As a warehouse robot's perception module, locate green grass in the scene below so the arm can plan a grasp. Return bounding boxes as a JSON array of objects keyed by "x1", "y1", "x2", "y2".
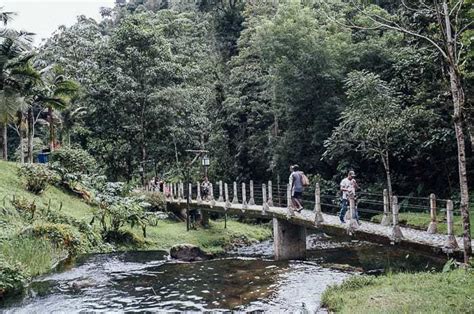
[
  {"x1": 0, "y1": 161, "x2": 95, "y2": 222},
  {"x1": 321, "y1": 269, "x2": 474, "y2": 313},
  {"x1": 0, "y1": 237, "x2": 65, "y2": 276},
  {"x1": 371, "y1": 211, "x2": 473, "y2": 237},
  {"x1": 142, "y1": 219, "x2": 272, "y2": 254}
]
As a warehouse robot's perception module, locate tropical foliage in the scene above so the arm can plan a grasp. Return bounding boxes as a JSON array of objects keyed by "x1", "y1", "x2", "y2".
[{"x1": 0, "y1": 0, "x2": 472, "y2": 257}]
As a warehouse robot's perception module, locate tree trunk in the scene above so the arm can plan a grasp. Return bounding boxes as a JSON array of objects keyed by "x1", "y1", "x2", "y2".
[
  {"x1": 449, "y1": 68, "x2": 471, "y2": 261},
  {"x1": 49, "y1": 106, "x2": 55, "y2": 151},
  {"x1": 443, "y1": 0, "x2": 471, "y2": 262},
  {"x1": 27, "y1": 107, "x2": 33, "y2": 163},
  {"x1": 17, "y1": 111, "x2": 24, "y2": 164},
  {"x1": 1, "y1": 122, "x2": 7, "y2": 161}
]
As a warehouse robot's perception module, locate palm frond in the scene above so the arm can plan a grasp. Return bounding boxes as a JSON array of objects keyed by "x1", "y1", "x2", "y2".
[
  {"x1": 39, "y1": 96, "x2": 68, "y2": 110},
  {"x1": 53, "y1": 80, "x2": 79, "y2": 97},
  {"x1": 0, "y1": 8, "x2": 17, "y2": 26}
]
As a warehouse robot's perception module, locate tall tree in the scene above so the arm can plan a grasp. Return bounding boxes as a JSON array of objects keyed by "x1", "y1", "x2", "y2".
[
  {"x1": 340, "y1": 0, "x2": 472, "y2": 265},
  {"x1": 324, "y1": 71, "x2": 435, "y2": 205}
]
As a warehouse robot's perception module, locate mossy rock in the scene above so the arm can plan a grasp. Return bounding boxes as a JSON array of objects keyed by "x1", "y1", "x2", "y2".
[{"x1": 103, "y1": 230, "x2": 145, "y2": 247}]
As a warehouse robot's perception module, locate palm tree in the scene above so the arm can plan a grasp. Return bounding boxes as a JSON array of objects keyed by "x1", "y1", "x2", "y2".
[
  {"x1": 35, "y1": 66, "x2": 79, "y2": 151},
  {"x1": 0, "y1": 7, "x2": 37, "y2": 161},
  {"x1": 0, "y1": 88, "x2": 23, "y2": 160}
]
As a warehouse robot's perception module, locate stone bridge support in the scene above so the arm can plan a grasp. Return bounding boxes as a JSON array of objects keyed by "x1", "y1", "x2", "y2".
[{"x1": 273, "y1": 218, "x2": 306, "y2": 260}]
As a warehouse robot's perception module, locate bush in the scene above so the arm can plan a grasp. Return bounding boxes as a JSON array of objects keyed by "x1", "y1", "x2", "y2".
[
  {"x1": 0, "y1": 258, "x2": 28, "y2": 300},
  {"x1": 18, "y1": 164, "x2": 58, "y2": 194},
  {"x1": 50, "y1": 147, "x2": 98, "y2": 175},
  {"x1": 135, "y1": 191, "x2": 166, "y2": 211},
  {"x1": 11, "y1": 196, "x2": 37, "y2": 220},
  {"x1": 26, "y1": 223, "x2": 82, "y2": 254}
]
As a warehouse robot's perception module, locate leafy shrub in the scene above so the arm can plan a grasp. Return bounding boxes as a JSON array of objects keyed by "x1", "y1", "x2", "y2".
[
  {"x1": 18, "y1": 164, "x2": 58, "y2": 194},
  {"x1": 93, "y1": 200, "x2": 149, "y2": 238},
  {"x1": 27, "y1": 223, "x2": 82, "y2": 254},
  {"x1": 139, "y1": 191, "x2": 166, "y2": 211},
  {"x1": 50, "y1": 147, "x2": 98, "y2": 175},
  {"x1": 0, "y1": 258, "x2": 27, "y2": 300},
  {"x1": 11, "y1": 196, "x2": 37, "y2": 220}
]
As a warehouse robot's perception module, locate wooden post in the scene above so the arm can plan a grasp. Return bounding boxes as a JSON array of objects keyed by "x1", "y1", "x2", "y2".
[
  {"x1": 232, "y1": 181, "x2": 239, "y2": 204},
  {"x1": 224, "y1": 183, "x2": 231, "y2": 209},
  {"x1": 170, "y1": 183, "x2": 175, "y2": 200},
  {"x1": 427, "y1": 193, "x2": 437, "y2": 234},
  {"x1": 241, "y1": 182, "x2": 248, "y2": 212},
  {"x1": 391, "y1": 196, "x2": 403, "y2": 243},
  {"x1": 444, "y1": 200, "x2": 459, "y2": 252},
  {"x1": 210, "y1": 183, "x2": 215, "y2": 207},
  {"x1": 196, "y1": 182, "x2": 202, "y2": 204},
  {"x1": 186, "y1": 182, "x2": 191, "y2": 231},
  {"x1": 249, "y1": 180, "x2": 255, "y2": 205},
  {"x1": 177, "y1": 182, "x2": 181, "y2": 204},
  {"x1": 314, "y1": 182, "x2": 323, "y2": 225},
  {"x1": 381, "y1": 189, "x2": 391, "y2": 226},
  {"x1": 218, "y1": 180, "x2": 224, "y2": 202},
  {"x1": 262, "y1": 183, "x2": 269, "y2": 214},
  {"x1": 287, "y1": 183, "x2": 294, "y2": 216},
  {"x1": 267, "y1": 180, "x2": 273, "y2": 206},
  {"x1": 277, "y1": 175, "x2": 282, "y2": 207},
  {"x1": 347, "y1": 194, "x2": 359, "y2": 234}
]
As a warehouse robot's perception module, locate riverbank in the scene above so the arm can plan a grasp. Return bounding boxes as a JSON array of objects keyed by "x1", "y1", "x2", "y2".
[
  {"x1": 321, "y1": 268, "x2": 474, "y2": 313},
  {"x1": 0, "y1": 161, "x2": 271, "y2": 302},
  {"x1": 371, "y1": 211, "x2": 473, "y2": 237}
]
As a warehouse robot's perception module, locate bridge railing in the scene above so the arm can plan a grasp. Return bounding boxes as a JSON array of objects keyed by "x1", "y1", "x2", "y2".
[{"x1": 158, "y1": 180, "x2": 459, "y2": 251}]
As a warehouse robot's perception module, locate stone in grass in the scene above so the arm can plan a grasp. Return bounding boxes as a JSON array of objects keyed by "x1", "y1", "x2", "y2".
[{"x1": 169, "y1": 244, "x2": 214, "y2": 262}]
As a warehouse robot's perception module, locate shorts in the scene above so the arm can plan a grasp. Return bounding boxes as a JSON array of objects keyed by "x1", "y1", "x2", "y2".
[{"x1": 292, "y1": 191, "x2": 303, "y2": 199}]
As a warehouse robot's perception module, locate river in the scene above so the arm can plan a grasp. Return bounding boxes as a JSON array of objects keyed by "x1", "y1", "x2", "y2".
[{"x1": 2, "y1": 232, "x2": 447, "y2": 313}]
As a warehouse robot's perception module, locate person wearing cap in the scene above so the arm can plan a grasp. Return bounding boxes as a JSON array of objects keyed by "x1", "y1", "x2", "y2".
[{"x1": 339, "y1": 170, "x2": 359, "y2": 223}]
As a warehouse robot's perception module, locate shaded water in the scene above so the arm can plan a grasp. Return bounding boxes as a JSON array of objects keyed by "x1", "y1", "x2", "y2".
[{"x1": 3, "y1": 232, "x2": 447, "y2": 313}]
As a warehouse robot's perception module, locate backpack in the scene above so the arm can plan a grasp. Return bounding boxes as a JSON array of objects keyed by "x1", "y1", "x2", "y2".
[{"x1": 301, "y1": 173, "x2": 310, "y2": 186}]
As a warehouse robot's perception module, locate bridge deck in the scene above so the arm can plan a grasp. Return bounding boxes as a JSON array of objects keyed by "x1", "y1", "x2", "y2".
[{"x1": 168, "y1": 198, "x2": 473, "y2": 255}]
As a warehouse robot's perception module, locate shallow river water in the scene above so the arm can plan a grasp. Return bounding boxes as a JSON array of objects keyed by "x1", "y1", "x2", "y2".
[{"x1": 2, "y1": 232, "x2": 447, "y2": 313}]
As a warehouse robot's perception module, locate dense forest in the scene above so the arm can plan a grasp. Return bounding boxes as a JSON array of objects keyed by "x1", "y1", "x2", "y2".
[{"x1": 1, "y1": 0, "x2": 473, "y2": 200}]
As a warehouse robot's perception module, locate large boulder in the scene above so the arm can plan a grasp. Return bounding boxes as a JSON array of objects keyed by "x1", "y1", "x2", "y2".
[{"x1": 169, "y1": 244, "x2": 213, "y2": 262}]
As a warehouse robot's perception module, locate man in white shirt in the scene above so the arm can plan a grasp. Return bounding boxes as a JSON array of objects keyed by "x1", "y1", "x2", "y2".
[{"x1": 339, "y1": 170, "x2": 359, "y2": 223}]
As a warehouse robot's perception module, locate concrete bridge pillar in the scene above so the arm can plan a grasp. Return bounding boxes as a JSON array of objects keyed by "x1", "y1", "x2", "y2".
[{"x1": 273, "y1": 218, "x2": 306, "y2": 260}]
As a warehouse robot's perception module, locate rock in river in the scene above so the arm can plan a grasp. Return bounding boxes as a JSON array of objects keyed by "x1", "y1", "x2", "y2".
[{"x1": 169, "y1": 244, "x2": 213, "y2": 262}]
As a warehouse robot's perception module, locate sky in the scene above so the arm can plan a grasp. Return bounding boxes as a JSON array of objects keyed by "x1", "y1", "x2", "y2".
[{"x1": 2, "y1": 0, "x2": 116, "y2": 45}]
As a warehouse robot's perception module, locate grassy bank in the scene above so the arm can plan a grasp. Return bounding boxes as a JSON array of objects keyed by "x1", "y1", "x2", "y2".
[
  {"x1": 322, "y1": 269, "x2": 474, "y2": 313},
  {"x1": 371, "y1": 211, "x2": 473, "y2": 237},
  {"x1": 0, "y1": 160, "x2": 271, "y2": 301},
  {"x1": 145, "y1": 219, "x2": 271, "y2": 253}
]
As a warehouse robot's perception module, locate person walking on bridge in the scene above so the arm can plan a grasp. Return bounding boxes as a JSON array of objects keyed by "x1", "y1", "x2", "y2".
[
  {"x1": 289, "y1": 164, "x2": 304, "y2": 212},
  {"x1": 339, "y1": 170, "x2": 359, "y2": 223}
]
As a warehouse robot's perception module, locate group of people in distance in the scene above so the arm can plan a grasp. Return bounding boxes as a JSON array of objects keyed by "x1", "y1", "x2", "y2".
[{"x1": 289, "y1": 165, "x2": 359, "y2": 223}]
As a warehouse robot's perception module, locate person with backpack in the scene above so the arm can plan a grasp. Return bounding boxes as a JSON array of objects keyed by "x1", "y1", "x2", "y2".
[{"x1": 289, "y1": 164, "x2": 309, "y2": 212}]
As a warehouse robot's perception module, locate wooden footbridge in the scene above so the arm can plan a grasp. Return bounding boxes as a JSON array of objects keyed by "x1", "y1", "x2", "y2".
[{"x1": 161, "y1": 181, "x2": 472, "y2": 260}]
